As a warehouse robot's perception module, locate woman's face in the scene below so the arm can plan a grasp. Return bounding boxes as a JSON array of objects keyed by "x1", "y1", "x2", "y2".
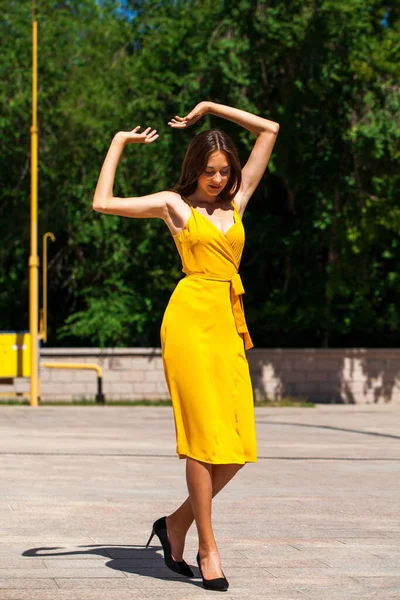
[{"x1": 196, "y1": 151, "x2": 231, "y2": 198}]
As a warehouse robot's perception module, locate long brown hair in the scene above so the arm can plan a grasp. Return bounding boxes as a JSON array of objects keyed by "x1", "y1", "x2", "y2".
[{"x1": 172, "y1": 129, "x2": 242, "y2": 202}]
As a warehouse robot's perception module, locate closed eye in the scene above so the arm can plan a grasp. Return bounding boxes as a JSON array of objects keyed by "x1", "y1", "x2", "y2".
[{"x1": 205, "y1": 170, "x2": 230, "y2": 175}]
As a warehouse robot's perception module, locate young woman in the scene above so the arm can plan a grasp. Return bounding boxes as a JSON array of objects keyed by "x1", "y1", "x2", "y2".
[{"x1": 93, "y1": 101, "x2": 279, "y2": 591}]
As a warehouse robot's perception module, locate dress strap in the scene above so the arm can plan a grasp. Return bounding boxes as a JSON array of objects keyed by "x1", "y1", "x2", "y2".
[{"x1": 230, "y1": 200, "x2": 237, "y2": 221}]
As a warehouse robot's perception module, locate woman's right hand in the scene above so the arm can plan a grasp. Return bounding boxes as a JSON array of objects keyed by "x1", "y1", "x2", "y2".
[
  {"x1": 114, "y1": 126, "x2": 159, "y2": 145},
  {"x1": 168, "y1": 101, "x2": 210, "y2": 129}
]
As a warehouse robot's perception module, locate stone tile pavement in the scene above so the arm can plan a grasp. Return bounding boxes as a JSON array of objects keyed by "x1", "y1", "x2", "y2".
[{"x1": 0, "y1": 404, "x2": 399, "y2": 599}]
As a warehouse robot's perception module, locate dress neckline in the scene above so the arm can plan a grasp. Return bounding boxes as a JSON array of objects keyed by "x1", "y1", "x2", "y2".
[{"x1": 181, "y1": 195, "x2": 238, "y2": 238}]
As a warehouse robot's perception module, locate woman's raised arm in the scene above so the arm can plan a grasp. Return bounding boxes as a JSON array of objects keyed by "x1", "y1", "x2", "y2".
[
  {"x1": 206, "y1": 103, "x2": 279, "y2": 214},
  {"x1": 169, "y1": 102, "x2": 280, "y2": 216},
  {"x1": 92, "y1": 127, "x2": 173, "y2": 219}
]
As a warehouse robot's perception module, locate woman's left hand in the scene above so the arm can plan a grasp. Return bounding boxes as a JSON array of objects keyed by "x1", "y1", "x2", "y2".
[{"x1": 168, "y1": 101, "x2": 210, "y2": 128}]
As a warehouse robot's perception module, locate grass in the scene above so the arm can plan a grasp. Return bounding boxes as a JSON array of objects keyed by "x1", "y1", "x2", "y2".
[
  {"x1": 255, "y1": 398, "x2": 315, "y2": 407},
  {"x1": 0, "y1": 397, "x2": 314, "y2": 407}
]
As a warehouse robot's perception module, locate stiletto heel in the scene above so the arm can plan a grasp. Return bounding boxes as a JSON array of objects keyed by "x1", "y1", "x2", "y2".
[
  {"x1": 146, "y1": 516, "x2": 194, "y2": 578},
  {"x1": 196, "y1": 551, "x2": 229, "y2": 592},
  {"x1": 145, "y1": 529, "x2": 155, "y2": 548}
]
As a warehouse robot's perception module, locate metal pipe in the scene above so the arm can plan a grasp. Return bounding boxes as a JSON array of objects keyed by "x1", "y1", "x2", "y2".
[
  {"x1": 29, "y1": 0, "x2": 39, "y2": 407},
  {"x1": 40, "y1": 363, "x2": 105, "y2": 404},
  {"x1": 41, "y1": 362, "x2": 103, "y2": 377},
  {"x1": 97, "y1": 375, "x2": 104, "y2": 404},
  {"x1": 39, "y1": 232, "x2": 55, "y2": 343}
]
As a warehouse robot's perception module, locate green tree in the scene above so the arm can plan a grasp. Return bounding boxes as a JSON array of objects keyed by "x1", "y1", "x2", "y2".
[{"x1": 1, "y1": 0, "x2": 399, "y2": 349}]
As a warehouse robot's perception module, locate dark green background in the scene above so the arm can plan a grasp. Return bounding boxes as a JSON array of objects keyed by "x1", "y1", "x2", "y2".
[{"x1": 1, "y1": 0, "x2": 399, "y2": 348}]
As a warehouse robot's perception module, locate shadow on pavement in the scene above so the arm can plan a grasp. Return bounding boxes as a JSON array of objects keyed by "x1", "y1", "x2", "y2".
[{"x1": 23, "y1": 545, "x2": 202, "y2": 586}]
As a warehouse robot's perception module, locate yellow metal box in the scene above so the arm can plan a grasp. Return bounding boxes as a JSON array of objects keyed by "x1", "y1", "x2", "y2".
[{"x1": 0, "y1": 332, "x2": 31, "y2": 377}]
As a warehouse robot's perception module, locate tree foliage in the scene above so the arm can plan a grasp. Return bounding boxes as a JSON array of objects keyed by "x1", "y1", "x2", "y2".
[{"x1": 1, "y1": 0, "x2": 399, "y2": 348}]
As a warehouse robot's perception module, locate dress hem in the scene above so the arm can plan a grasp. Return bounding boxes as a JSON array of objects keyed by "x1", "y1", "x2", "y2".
[{"x1": 177, "y1": 451, "x2": 257, "y2": 465}]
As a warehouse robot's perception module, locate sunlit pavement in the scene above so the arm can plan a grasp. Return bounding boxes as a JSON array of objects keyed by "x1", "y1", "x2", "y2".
[{"x1": 0, "y1": 403, "x2": 399, "y2": 599}]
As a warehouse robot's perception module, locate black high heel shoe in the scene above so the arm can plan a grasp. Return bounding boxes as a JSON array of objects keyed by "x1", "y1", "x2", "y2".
[
  {"x1": 196, "y1": 551, "x2": 229, "y2": 592},
  {"x1": 146, "y1": 516, "x2": 194, "y2": 578}
]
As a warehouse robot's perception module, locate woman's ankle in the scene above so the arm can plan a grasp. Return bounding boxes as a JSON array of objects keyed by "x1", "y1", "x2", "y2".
[
  {"x1": 198, "y1": 543, "x2": 219, "y2": 557},
  {"x1": 166, "y1": 513, "x2": 192, "y2": 534}
]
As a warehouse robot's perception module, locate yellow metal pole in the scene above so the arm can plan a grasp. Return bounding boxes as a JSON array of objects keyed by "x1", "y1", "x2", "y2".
[
  {"x1": 29, "y1": 0, "x2": 39, "y2": 407},
  {"x1": 40, "y1": 232, "x2": 55, "y2": 343}
]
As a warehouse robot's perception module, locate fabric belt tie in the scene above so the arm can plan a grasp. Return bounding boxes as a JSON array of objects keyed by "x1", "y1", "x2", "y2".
[{"x1": 185, "y1": 271, "x2": 254, "y2": 350}]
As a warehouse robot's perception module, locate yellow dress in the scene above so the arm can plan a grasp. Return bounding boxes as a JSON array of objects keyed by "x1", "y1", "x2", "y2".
[{"x1": 160, "y1": 196, "x2": 257, "y2": 465}]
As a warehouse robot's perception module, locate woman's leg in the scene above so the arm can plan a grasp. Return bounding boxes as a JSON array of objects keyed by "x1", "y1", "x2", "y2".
[
  {"x1": 186, "y1": 459, "x2": 243, "y2": 579},
  {"x1": 166, "y1": 461, "x2": 244, "y2": 566}
]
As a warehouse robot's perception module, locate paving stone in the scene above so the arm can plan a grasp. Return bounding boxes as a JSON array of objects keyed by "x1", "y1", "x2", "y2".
[
  {"x1": 0, "y1": 580, "x2": 58, "y2": 589},
  {"x1": 353, "y1": 575, "x2": 400, "y2": 587},
  {"x1": 295, "y1": 592, "x2": 386, "y2": 600},
  {"x1": 0, "y1": 568, "x2": 126, "y2": 578},
  {"x1": 41, "y1": 558, "x2": 112, "y2": 568},
  {"x1": 267, "y1": 566, "x2": 400, "y2": 577},
  {"x1": 0, "y1": 559, "x2": 46, "y2": 569},
  {"x1": 369, "y1": 553, "x2": 400, "y2": 566},
  {"x1": 55, "y1": 578, "x2": 141, "y2": 589},
  {"x1": 28, "y1": 536, "x2": 97, "y2": 544},
  {"x1": 137, "y1": 593, "x2": 226, "y2": 600},
  {"x1": 290, "y1": 547, "x2": 385, "y2": 561},
  {"x1": 336, "y1": 538, "x2": 400, "y2": 546},
  {"x1": 0, "y1": 592, "x2": 147, "y2": 600},
  {"x1": 140, "y1": 594, "x2": 304, "y2": 600}
]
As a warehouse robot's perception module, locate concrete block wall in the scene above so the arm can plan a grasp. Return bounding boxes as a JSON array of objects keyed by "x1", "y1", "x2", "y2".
[
  {"x1": 249, "y1": 348, "x2": 400, "y2": 404},
  {"x1": 39, "y1": 349, "x2": 169, "y2": 401},
  {"x1": 6, "y1": 347, "x2": 400, "y2": 404}
]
